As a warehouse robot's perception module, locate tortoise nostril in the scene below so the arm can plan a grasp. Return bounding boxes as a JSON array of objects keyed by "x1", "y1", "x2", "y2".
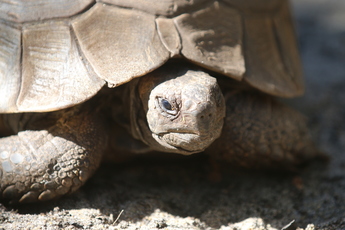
[{"x1": 200, "y1": 114, "x2": 213, "y2": 119}]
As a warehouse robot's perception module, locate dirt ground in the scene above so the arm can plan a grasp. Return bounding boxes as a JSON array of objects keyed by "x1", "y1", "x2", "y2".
[{"x1": 1, "y1": 0, "x2": 345, "y2": 229}]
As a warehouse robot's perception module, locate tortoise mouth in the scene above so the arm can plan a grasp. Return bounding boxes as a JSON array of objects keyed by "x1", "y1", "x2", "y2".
[{"x1": 152, "y1": 132, "x2": 213, "y2": 154}]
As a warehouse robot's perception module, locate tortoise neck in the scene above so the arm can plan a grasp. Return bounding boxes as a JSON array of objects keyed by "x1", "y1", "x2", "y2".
[{"x1": 127, "y1": 79, "x2": 148, "y2": 144}]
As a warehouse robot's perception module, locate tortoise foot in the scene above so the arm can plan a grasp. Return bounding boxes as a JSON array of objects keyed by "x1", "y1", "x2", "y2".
[{"x1": 0, "y1": 108, "x2": 106, "y2": 203}]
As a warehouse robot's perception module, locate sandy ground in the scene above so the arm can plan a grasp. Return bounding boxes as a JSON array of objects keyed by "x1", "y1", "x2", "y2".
[{"x1": 1, "y1": 0, "x2": 345, "y2": 229}]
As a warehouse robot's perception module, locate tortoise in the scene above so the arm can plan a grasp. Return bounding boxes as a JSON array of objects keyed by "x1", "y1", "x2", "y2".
[{"x1": 0, "y1": 0, "x2": 321, "y2": 204}]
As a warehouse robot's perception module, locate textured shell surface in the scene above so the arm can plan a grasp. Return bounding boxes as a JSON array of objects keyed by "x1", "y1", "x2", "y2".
[{"x1": 0, "y1": 0, "x2": 304, "y2": 113}]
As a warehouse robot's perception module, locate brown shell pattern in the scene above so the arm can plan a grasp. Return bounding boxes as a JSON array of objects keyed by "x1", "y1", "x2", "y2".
[{"x1": 0, "y1": 0, "x2": 303, "y2": 113}]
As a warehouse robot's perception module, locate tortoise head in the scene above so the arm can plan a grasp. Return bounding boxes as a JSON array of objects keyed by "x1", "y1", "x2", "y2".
[{"x1": 134, "y1": 62, "x2": 225, "y2": 155}]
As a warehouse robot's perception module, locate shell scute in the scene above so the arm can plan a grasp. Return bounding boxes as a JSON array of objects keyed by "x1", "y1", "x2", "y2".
[
  {"x1": 72, "y1": 3, "x2": 170, "y2": 87},
  {"x1": 17, "y1": 20, "x2": 104, "y2": 112},
  {"x1": 0, "y1": 0, "x2": 94, "y2": 23},
  {"x1": 0, "y1": 22, "x2": 21, "y2": 113},
  {"x1": 242, "y1": 2, "x2": 304, "y2": 97},
  {"x1": 174, "y1": 2, "x2": 245, "y2": 80}
]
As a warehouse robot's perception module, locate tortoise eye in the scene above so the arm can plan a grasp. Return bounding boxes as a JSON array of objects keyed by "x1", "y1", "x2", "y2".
[
  {"x1": 157, "y1": 97, "x2": 178, "y2": 116},
  {"x1": 161, "y1": 99, "x2": 172, "y2": 111}
]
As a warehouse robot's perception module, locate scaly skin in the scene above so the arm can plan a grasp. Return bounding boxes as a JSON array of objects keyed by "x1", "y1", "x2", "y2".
[
  {"x1": 0, "y1": 103, "x2": 106, "y2": 203},
  {"x1": 208, "y1": 85, "x2": 321, "y2": 170}
]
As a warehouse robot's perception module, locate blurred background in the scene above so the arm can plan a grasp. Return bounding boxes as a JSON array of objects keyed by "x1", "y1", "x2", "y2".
[{"x1": 292, "y1": 0, "x2": 345, "y2": 169}]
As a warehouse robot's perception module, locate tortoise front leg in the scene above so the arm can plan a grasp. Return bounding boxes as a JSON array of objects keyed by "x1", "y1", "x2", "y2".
[
  {"x1": 0, "y1": 106, "x2": 106, "y2": 203},
  {"x1": 207, "y1": 90, "x2": 323, "y2": 170}
]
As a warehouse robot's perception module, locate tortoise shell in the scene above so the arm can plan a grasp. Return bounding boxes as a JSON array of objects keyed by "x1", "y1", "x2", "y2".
[{"x1": 0, "y1": 0, "x2": 303, "y2": 113}]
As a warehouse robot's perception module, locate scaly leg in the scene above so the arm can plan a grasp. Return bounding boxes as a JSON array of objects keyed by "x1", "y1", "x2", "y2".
[
  {"x1": 207, "y1": 90, "x2": 324, "y2": 170},
  {"x1": 0, "y1": 105, "x2": 106, "y2": 203}
]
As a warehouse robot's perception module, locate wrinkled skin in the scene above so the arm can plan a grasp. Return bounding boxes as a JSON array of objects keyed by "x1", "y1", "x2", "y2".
[
  {"x1": 135, "y1": 65, "x2": 225, "y2": 154},
  {"x1": 0, "y1": 61, "x2": 320, "y2": 204}
]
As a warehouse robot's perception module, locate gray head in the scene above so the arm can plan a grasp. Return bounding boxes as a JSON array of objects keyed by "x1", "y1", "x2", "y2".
[{"x1": 132, "y1": 62, "x2": 225, "y2": 155}]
